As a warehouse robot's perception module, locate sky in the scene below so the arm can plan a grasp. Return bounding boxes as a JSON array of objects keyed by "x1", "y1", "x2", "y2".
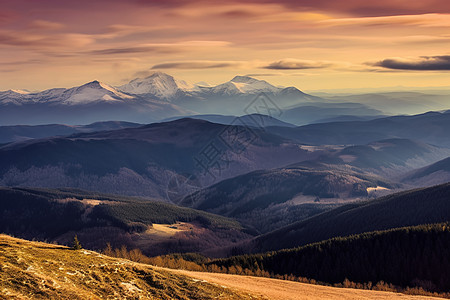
[{"x1": 0, "y1": 0, "x2": 449, "y2": 92}]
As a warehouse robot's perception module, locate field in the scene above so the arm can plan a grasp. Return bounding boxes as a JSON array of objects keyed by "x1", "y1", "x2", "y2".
[{"x1": 172, "y1": 270, "x2": 443, "y2": 300}]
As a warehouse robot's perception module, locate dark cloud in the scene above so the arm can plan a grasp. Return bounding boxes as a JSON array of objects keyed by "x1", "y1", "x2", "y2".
[
  {"x1": 374, "y1": 55, "x2": 450, "y2": 70},
  {"x1": 219, "y1": 9, "x2": 258, "y2": 18},
  {"x1": 263, "y1": 59, "x2": 331, "y2": 70}
]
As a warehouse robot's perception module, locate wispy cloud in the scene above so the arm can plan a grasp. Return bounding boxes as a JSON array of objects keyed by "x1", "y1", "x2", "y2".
[
  {"x1": 150, "y1": 59, "x2": 339, "y2": 70},
  {"x1": 152, "y1": 60, "x2": 245, "y2": 69},
  {"x1": 88, "y1": 45, "x2": 182, "y2": 55},
  {"x1": 373, "y1": 55, "x2": 450, "y2": 70},
  {"x1": 0, "y1": 30, "x2": 93, "y2": 48},
  {"x1": 319, "y1": 13, "x2": 450, "y2": 28},
  {"x1": 27, "y1": 20, "x2": 65, "y2": 31}
]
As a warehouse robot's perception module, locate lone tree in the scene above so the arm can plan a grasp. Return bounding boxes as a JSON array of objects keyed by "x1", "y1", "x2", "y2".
[{"x1": 72, "y1": 235, "x2": 82, "y2": 250}]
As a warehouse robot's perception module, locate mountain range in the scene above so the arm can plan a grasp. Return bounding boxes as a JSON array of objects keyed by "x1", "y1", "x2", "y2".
[{"x1": 3, "y1": 72, "x2": 448, "y2": 126}]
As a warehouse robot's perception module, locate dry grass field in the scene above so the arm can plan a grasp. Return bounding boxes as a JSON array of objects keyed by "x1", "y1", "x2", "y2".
[{"x1": 173, "y1": 270, "x2": 444, "y2": 300}]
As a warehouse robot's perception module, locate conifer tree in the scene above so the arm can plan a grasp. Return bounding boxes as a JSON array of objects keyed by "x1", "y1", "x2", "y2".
[{"x1": 72, "y1": 235, "x2": 82, "y2": 250}]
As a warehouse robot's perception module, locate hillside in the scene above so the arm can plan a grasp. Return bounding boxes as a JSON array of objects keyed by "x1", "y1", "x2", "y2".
[
  {"x1": 288, "y1": 139, "x2": 450, "y2": 180},
  {"x1": 247, "y1": 183, "x2": 450, "y2": 253},
  {"x1": 180, "y1": 166, "x2": 395, "y2": 233},
  {"x1": 0, "y1": 235, "x2": 440, "y2": 300},
  {"x1": 404, "y1": 157, "x2": 450, "y2": 187},
  {"x1": 208, "y1": 223, "x2": 450, "y2": 294},
  {"x1": 0, "y1": 235, "x2": 258, "y2": 300},
  {"x1": 0, "y1": 187, "x2": 249, "y2": 256},
  {"x1": 0, "y1": 118, "x2": 317, "y2": 198}
]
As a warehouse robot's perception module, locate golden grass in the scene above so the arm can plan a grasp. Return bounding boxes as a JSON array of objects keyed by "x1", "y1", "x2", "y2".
[
  {"x1": 172, "y1": 270, "x2": 444, "y2": 300},
  {"x1": 0, "y1": 234, "x2": 261, "y2": 300}
]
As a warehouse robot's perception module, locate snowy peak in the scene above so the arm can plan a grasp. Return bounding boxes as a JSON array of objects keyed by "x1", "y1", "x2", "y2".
[
  {"x1": 60, "y1": 80, "x2": 134, "y2": 105},
  {"x1": 0, "y1": 81, "x2": 134, "y2": 106},
  {"x1": 118, "y1": 71, "x2": 193, "y2": 99},
  {"x1": 230, "y1": 75, "x2": 260, "y2": 84},
  {"x1": 9, "y1": 89, "x2": 30, "y2": 95},
  {"x1": 224, "y1": 75, "x2": 280, "y2": 94}
]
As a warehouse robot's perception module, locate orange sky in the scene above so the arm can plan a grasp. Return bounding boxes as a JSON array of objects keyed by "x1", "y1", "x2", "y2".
[{"x1": 0, "y1": 0, "x2": 449, "y2": 91}]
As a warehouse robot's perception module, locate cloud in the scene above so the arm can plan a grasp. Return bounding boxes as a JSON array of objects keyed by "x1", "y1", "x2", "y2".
[
  {"x1": 28, "y1": 20, "x2": 65, "y2": 31},
  {"x1": 133, "y1": 0, "x2": 450, "y2": 17},
  {"x1": 319, "y1": 13, "x2": 450, "y2": 28},
  {"x1": 263, "y1": 59, "x2": 332, "y2": 69},
  {"x1": 151, "y1": 60, "x2": 245, "y2": 69},
  {"x1": 373, "y1": 55, "x2": 450, "y2": 70},
  {"x1": 88, "y1": 41, "x2": 230, "y2": 56},
  {"x1": 150, "y1": 59, "x2": 338, "y2": 70},
  {"x1": 245, "y1": 73, "x2": 282, "y2": 76},
  {"x1": 88, "y1": 46, "x2": 181, "y2": 55},
  {"x1": 0, "y1": 30, "x2": 93, "y2": 49}
]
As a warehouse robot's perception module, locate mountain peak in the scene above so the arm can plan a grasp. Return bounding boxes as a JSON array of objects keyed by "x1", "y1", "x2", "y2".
[
  {"x1": 230, "y1": 75, "x2": 259, "y2": 84},
  {"x1": 8, "y1": 89, "x2": 30, "y2": 95},
  {"x1": 145, "y1": 71, "x2": 173, "y2": 79},
  {"x1": 81, "y1": 80, "x2": 103, "y2": 89},
  {"x1": 118, "y1": 72, "x2": 193, "y2": 99}
]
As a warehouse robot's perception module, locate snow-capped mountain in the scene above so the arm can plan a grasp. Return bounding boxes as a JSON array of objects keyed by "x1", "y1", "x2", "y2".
[
  {"x1": 56, "y1": 81, "x2": 134, "y2": 105},
  {"x1": 118, "y1": 72, "x2": 193, "y2": 99},
  {"x1": 117, "y1": 72, "x2": 315, "y2": 108},
  {"x1": 118, "y1": 73, "x2": 291, "y2": 99},
  {"x1": 0, "y1": 81, "x2": 134, "y2": 106},
  {"x1": 0, "y1": 79, "x2": 192, "y2": 125},
  {"x1": 208, "y1": 75, "x2": 281, "y2": 95},
  {"x1": 0, "y1": 72, "x2": 319, "y2": 124}
]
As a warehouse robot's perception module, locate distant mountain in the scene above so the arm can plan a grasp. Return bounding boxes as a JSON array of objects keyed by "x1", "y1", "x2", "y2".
[
  {"x1": 289, "y1": 138, "x2": 450, "y2": 179},
  {"x1": 0, "y1": 118, "x2": 317, "y2": 198},
  {"x1": 245, "y1": 182, "x2": 450, "y2": 253},
  {"x1": 163, "y1": 113, "x2": 296, "y2": 128},
  {"x1": 0, "y1": 121, "x2": 142, "y2": 144},
  {"x1": 403, "y1": 156, "x2": 450, "y2": 187},
  {"x1": 0, "y1": 187, "x2": 249, "y2": 256},
  {"x1": 312, "y1": 115, "x2": 385, "y2": 124},
  {"x1": 267, "y1": 111, "x2": 450, "y2": 148},
  {"x1": 279, "y1": 102, "x2": 384, "y2": 126},
  {"x1": 179, "y1": 165, "x2": 396, "y2": 233},
  {"x1": 327, "y1": 92, "x2": 450, "y2": 115}
]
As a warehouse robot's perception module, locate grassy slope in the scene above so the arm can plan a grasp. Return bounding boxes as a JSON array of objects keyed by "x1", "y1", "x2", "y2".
[
  {"x1": 0, "y1": 235, "x2": 439, "y2": 300},
  {"x1": 0, "y1": 235, "x2": 258, "y2": 300}
]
